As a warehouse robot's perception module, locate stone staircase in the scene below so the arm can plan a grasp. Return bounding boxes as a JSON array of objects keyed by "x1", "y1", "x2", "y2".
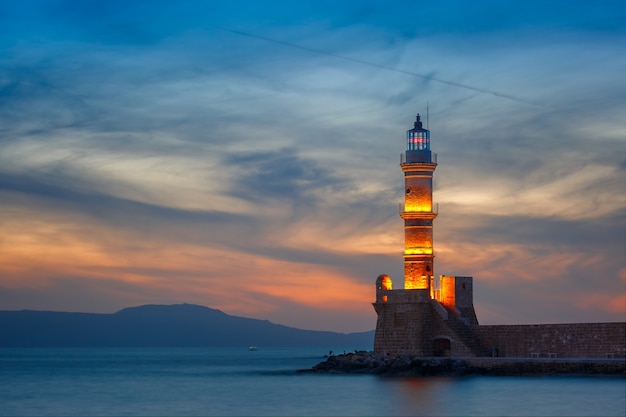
[{"x1": 441, "y1": 306, "x2": 491, "y2": 357}]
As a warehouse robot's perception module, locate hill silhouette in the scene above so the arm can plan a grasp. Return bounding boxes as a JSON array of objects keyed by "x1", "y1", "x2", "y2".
[{"x1": 0, "y1": 304, "x2": 374, "y2": 348}]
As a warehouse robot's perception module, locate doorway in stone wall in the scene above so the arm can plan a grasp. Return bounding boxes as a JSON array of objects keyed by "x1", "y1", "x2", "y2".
[{"x1": 433, "y1": 337, "x2": 451, "y2": 357}]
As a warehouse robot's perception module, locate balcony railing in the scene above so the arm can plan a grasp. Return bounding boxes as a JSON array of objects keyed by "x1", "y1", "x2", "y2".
[{"x1": 398, "y1": 202, "x2": 439, "y2": 215}]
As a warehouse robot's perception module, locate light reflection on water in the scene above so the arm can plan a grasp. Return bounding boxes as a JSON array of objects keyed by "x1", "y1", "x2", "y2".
[
  {"x1": 0, "y1": 348, "x2": 623, "y2": 417},
  {"x1": 386, "y1": 375, "x2": 626, "y2": 417}
]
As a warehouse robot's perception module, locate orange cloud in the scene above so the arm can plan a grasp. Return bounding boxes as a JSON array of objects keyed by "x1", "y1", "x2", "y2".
[
  {"x1": 247, "y1": 269, "x2": 371, "y2": 310},
  {"x1": 436, "y1": 239, "x2": 606, "y2": 283},
  {"x1": 574, "y1": 292, "x2": 626, "y2": 315},
  {"x1": 0, "y1": 201, "x2": 374, "y2": 325}
]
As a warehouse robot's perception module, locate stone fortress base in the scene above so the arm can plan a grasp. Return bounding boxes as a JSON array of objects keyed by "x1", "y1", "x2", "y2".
[{"x1": 373, "y1": 274, "x2": 625, "y2": 359}]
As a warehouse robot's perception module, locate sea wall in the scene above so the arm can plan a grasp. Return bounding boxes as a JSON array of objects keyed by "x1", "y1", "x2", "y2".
[
  {"x1": 477, "y1": 322, "x2": 626, "y2": 359},
  {"x1": 305, "y1": 351, "x2": 626, "y2": 377}
]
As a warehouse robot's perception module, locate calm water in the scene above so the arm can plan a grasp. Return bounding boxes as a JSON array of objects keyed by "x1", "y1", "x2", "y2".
[{"x1": 1, "y1": 348, "x2": 624, "y2": 416}]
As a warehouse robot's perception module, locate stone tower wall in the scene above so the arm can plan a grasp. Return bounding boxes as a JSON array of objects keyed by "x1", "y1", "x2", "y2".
[
  {"x1": 404, "y1": 226, "x2": 433, "y2": 250},
  {"x1": 403, "y1": 261, "x2": 431, "y2": 289},
  {"x1": 404, "y1": 174, "x2": 433, "y2": 212},
  {"x1": 401, "y1": 161, "x2": 436, "y2": 290},
  {"x1": 373, "y1": 289, "x2": 434, "y2": 355}
]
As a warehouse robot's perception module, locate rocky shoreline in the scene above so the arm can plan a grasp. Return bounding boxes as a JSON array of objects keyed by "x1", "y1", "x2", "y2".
[{"x1": 300, "y1": 351, "x2": 626, "y2": 377}]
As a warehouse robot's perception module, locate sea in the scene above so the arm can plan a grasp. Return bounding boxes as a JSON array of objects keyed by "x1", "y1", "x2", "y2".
[{"x1": 1, "y1": 347, "x2": 624, "y2": 417}]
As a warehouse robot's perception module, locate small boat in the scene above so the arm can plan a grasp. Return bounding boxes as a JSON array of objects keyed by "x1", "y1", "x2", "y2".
[{"x1": 248, "y1": 346, "x2": 258, "y2": 351}]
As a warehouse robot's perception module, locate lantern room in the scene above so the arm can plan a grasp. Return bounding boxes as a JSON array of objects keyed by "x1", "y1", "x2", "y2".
[
  {"x1": 405, "y1": 114, "x2": 432, "y2": 163},
  {"x1": 406, "y1": 114, "x2": 430, "y2": 151}
]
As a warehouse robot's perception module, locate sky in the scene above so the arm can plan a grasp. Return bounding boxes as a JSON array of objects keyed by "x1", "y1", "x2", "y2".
[{"x1": 0, "y1": 0, "x2": 624, "y2": 333}]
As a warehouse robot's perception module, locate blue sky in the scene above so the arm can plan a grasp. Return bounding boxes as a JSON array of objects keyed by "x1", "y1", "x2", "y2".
[{"x1": 0, "y1": 0, "x2": 624, "y2": 332}]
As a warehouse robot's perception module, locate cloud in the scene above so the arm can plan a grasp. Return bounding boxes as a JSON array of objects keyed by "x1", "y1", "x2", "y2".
[{"x1": 0, "y1": 1, "x2": 624, "y2": 331}]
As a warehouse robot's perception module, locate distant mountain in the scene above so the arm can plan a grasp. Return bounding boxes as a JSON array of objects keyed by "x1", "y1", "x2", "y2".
[{"x1": 0, "y1": 304, "x2": 374, "y2": 348}]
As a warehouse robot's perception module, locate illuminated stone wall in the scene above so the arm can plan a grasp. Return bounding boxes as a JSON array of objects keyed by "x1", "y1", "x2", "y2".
[
  {"x1": 439, "y1": 276, "x2": 478, "y2": 326},
  {"x1": 439, "y1": 276, "x2": 456, "y2": 309},
  {"x1": 403, "y1": 261, "x2": 431, "y2": 289},
  {"x1": 404, "y1": 226, "x2": 433, "y2": 251},
  {"x1": 404, "y1": 175, "x2": 433, "y2": 212},
  {"x1": 401, "y1": 162, "x2": 436, "y2": 291}
]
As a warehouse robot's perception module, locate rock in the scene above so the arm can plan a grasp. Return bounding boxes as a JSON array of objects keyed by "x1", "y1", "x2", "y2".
[{"x1": 304, "y1": 351, "x2": 625, "y2": 377}]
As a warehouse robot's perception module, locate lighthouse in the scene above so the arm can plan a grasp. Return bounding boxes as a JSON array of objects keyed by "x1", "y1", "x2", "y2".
[
  {"x1": 371, "y1": 113, "x2": 625, "y2": 358},
  {"x1": 401, "y1": 113, "x2": 437, "y2": 290},
  {"x1": 373, "y1": 112, "x2": 478, "y2": 356}
]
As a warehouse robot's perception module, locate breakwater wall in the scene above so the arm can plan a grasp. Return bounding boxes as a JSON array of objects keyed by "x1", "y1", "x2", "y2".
[
  {"x1": 477, "y1": 322, "x2": 626, "y2": 359},
  {"x1": 305, "y1": 351, "x2": 626, "y2": 377}
]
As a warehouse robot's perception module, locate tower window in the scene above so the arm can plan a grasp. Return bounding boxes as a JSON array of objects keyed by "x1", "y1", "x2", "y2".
[{"x1": 406, "y1": 188, "x2": 411, "y2": 194}]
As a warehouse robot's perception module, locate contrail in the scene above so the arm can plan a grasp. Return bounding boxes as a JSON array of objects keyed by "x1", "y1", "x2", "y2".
[{"x1": 223, "y1": 28, "x2": 537, "y2": 106}]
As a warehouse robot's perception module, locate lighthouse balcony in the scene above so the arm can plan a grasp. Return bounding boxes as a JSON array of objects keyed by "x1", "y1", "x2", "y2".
[
  {"x1": 404, "y1": 248, "x2": 433, "y2": 255},
  {"x1": 399, "y1": 202, "x2": 438, "y2": 214},
  {"x1": 399, "y1": 203, "x2": 438, "y2": 220}
]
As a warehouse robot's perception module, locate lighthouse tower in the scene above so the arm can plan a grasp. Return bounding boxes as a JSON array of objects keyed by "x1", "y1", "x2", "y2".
[
  {"x1": 373, "y1": 113, "x2": 479, "y2": 356},
  {"x1": 401, "y1": 114, "x2": 437, "y2": 290}
]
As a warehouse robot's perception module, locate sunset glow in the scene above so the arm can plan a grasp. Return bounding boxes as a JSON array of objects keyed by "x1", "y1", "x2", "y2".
[{"x1": 0, "y1": 1, "x2": 624, "y2": 332}]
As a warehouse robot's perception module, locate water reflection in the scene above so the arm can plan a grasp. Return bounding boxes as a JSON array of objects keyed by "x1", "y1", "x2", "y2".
[
  {"x1": 382, "y1": 377, "x2": 457, "y2": 416},
  {"x1": 375, "y1": 375, "x2": 626, "y2": 417}
]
